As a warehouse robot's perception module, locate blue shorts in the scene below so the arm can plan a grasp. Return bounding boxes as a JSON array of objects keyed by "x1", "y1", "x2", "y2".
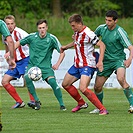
[
  {"x1": 68, "y1": 65, "x2": 96, "y2": 79},
  {"x1": 5, "y1": 56, "x2": 29, "y2": 79}
]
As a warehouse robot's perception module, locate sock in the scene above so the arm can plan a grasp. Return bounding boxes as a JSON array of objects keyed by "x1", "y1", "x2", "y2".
[
  {"x1": 64, "y1": 85, "x2": 85, "y2": 106},
  {"x1": 3, "y1": 83, "x2": 22, "y2": 103},
  {"x1": 24, "y1": 74, "x2": 39, "y2": 101},
  {"x1": 95, "y1": 91, "x2": 103, "y2": 104},
  {"x1": 123, "y1": 87, "x2": 133, "y2": 106},
  {"x1": 83, "y1": 88, "x2": 106, "y2": 110},
  {"x1": 47, "y1": 78, "x2": 64, "y2": 106},
  {"x1": 28, "y1": 91, "x2": 35, "y2": 101}
]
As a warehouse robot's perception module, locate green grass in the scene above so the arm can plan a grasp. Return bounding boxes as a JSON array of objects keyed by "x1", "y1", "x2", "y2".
[{"x1": 1, "y1": 87, "x2": 133, "y2": 133}]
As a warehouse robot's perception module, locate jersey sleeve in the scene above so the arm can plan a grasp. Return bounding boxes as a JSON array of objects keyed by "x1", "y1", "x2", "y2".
[
  {"x1": 0, "y1": 20, "x2": 11, "y2": 38},
  {"x1": 117, "y1": 27, "x2": 132, "y2": 48},
  {"x1": 94, "y1": 24, "x2": 105, "y2": 37},
  {"x1": 88, "y1": 30, "x2": 99, "y2": 45},
  {"x1": 50, "y1": 34, "x2": 61, "y2": 53}
]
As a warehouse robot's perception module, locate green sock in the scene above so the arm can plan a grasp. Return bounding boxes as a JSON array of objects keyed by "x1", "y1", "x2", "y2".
[
  {"x1": 24, "y1": 74, "x2": 39, "y2": 101},
  {"x1": 95, "y1": 91, "x2": 103, "y2": 104},
  {"x1": 47, "y1": 78, "x2": 64, "y2": 106},
  {"x1": 123, "y1": 87, "x2": 133, "y2": 106}
]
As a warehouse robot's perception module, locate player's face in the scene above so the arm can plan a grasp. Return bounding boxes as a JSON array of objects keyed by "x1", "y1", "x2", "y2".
[
  {"x1": 105, "y1": 17, "x2": 117, "y2": 30},
  {"x1": 70, "y1": 22, "x2": 82, "y2": 32},
  {"x1": 5, "y1": 19, "x2": 16, "y2": 33},
  {"x1": 37, "y1": 22, "x2": 48, "y2": 38}
]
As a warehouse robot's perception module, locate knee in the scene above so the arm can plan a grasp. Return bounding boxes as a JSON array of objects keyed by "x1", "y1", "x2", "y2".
[
  {"x1": 1, "y1": 79, "x2": 7, "y2": 86},
  {"x1": 62, "y1": 80, "x2": 69, "y2": 89},
  {"x1": 94, "y1": 85, "x2": 102, "y2": 93}
]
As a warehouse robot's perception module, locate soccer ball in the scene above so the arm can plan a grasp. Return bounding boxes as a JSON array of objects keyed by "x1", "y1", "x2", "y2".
[{"x1": 28, "y1": 67, "x2": 42, "y2": 81}]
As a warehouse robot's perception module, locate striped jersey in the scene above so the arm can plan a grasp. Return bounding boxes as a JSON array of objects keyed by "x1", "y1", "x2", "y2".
[
  {"x1": 95, "y1": 24, "x2": 132, "y2": 61},
  {"x1": 74, "y1": 26, "x2": 99, "y2": 68},
  {"x1": 3, "y1": 27, "x2": 29, "y2": 61}
]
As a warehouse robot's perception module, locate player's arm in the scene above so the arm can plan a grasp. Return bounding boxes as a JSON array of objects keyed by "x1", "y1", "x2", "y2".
[
  {"x1": 52, "y1": 52, "x2": 65, "y2": 70},
  {"x1": 95, "y1": 40, "x2": 106, "y2": 72},
  {"x1": 60, "y1": 42, "x2": 74, "y2": 53},
  {"x1": 124, "y1": 45, "x2": 133, "y2": 68}
]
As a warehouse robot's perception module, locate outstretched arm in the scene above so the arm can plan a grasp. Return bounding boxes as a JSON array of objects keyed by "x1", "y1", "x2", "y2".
[
  {"x1": 52, "y1": 52, "x2": 65, "y2": 70},
  {"x1": 60, "y1": 42, "x2": 74, "y2": 53}
]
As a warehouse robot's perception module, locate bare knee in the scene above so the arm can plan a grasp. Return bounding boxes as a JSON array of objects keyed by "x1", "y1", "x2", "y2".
[{"x1": 94, "y1": 85, "x2": 102, "y2": 93}]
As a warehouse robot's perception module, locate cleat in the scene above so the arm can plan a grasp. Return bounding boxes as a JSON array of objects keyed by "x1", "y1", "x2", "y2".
[
  {"x1": 60, "y1": 105, "x2": 66, "y2": 111},
  {"x1": 12, "y1": 101, "x2": 25, "y2": 109},
  {"x1": 34, "y1": 101, "x2": 41, "y2": 110},
  {"x1": 71, "y1": 103, "x2": 88, "y2": 113},
  {"x1": 89, "y1": 108, "x2": 100, "y2": 114},
  {"x1": 99, "y1": 109, "x2": 109, "y2": 115},
  {"x1": 27, "y1": 101, "x2": 35, "y2": 109},
  {"x1": 128, "y1": 106, "x2": 133, "y2": 113}
]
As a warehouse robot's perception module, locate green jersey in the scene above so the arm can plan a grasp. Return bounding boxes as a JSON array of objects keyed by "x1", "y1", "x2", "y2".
[
  {"x1": 95, "y1": 24, "x2": 132, "y2": 61},
  {"x1": 0, "y1": 20, "x2": 10, "y2": 38},
  {"x1": 20, "y1": 32, "x2": 61, "y2": 71}
]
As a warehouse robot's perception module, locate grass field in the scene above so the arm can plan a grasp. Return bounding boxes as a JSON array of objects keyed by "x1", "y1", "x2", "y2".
[{"x1": 1, "y1": 87, "x2": 133, "y2": 133}]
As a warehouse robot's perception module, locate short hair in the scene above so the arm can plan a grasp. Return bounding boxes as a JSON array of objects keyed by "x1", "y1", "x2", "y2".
[
  {"x1": 4, "y1": 15, "x2": 15, "y2": 21},
  {"x1": 106, "y1": 10, "x2": 118, "y2": 21},
  {"x1": 68, "y1": 14, "x2": 83, "y2": 24},
  {"x1": 36, "y1": 19, "x2": 48, "y2": 26}
]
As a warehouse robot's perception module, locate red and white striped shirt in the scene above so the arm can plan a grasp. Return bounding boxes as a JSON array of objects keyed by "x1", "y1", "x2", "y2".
[
  {"x1": 3, "y1": 27, "x2": 29, "y2": 61},
  {"x1": 74, "y1": 26, "x2": 99, "y2": 68}
]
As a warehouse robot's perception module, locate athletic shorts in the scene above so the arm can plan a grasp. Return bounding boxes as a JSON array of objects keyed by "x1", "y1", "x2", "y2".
[
  {"x1": 97, "y1": 59, "x2": 126, "y2": 77},
  {"x1": 5, "y1": 56, "x2": 29, "y2": 79},
  {"x1": 68, "y1": 65, "x2": 96, "y2": 79}
]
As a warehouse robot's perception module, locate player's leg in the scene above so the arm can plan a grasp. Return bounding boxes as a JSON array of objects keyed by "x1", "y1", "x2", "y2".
[
  {"x1": 79, "y1": 74, "x2": 108, "y2": 115},
  {"x1": 24, "y1": 74, "x2": 41, "y2": 110},
  {"x1": 1, "y1": 73, "x2": 25, "y2": 108},
  {"x1": 94, "y1": 75, "x2": 108, "y2": 103},
  {"x1": 46, "y1": 76, "x2": 66, "y2": 110},
  {"x1": 62, "y1": 66, "x2": 88, "y2": 112},
  {"x1": 116, "y1": 67, "x2": 133, "y2": 113},
  {"x1": 18, "y1": 57, "x2": 35, "y2": 106},
  {"x1": 89, "y1": 75, "x2": 108, "y2": 114}
]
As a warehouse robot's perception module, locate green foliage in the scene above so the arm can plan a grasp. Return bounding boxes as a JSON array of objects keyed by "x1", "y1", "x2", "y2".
[
  {"x1": 67, "y1": 0, "x2": 121, "y2": 17},
  {"x1": 1, "y1": 88, "x2": 133, "y2": 132},
  {"x1": 0, "y1": 0, "x2": 11, "y2": 19}
]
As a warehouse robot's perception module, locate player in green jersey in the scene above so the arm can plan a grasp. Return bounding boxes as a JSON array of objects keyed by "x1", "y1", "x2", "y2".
[
  {"x1": 90, "y1": 10, "x2": 133, "y2": 114},
  {"x1": 0, "y1": 20, "x2": 16, "y2": 69},
  {"x1": 15, "y1": 19, "x2": 66, "y2": 110}
]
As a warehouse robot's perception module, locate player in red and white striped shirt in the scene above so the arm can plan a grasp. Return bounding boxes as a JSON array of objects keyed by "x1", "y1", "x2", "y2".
[
  {"x1": 1, "y1": 15, "x2": 34, "y2": 108},
  {"x1": 61, "y1": 14, "x2": 108, "y2": 115}
]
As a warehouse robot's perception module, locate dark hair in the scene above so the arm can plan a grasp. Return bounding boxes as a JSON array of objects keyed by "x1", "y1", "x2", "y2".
[
  {"x1": 36, "y1": 19, "x2": 48, "y2": 26},
  {"x1": 68, "y1": 14, "x2": 83, "y2": 24},
  {"x1": 106, "y1": 10, "x2": 118, "y2": 21}
]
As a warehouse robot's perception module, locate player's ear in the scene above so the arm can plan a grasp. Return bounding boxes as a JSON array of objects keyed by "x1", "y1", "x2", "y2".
[{"x1": 115, "y1": 19, "x2": 117, "y2": 24}]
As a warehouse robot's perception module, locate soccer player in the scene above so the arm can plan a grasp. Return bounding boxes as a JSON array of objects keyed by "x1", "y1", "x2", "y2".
[
  {"x1": 60, "y1": 14, "x2": 108, "y2": 115},
  {"x1": 1, "y1": 15, "x2": 34, "y2": 108},
  {"x1": 90, "y1": 10, "x2": 133, "y2": 114},
  {"x1": 0, "y1": 19, "x2": 16, "y2": 69},
  {"x1": 14, "y1": 19, "x2": 66, "y2": 110}
]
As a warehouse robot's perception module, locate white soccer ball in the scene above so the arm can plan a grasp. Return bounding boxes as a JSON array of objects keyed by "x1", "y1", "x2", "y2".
[{"x1": 28, "y1": 67, "x2": 42, "y2": 81}]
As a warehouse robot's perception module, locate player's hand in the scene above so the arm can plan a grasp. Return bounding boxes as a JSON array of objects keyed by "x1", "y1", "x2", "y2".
[
  {"x1": 52, "y1": 64, "x2": 59, "y2": 70},
  {"x1": 8, "y1": 58, "x2": 16, "y2": 70},
  {"x1": 124, "y1": 59, "x2": 132, "y2": 68},
  {"x1": 60, "y1": 46, "x2": 67, "y2": 53},
  {"x1": 4, "y1": 52, "x2": 10, "y2": 59},
  {"x1": 96, "y1": 61, "x2": 103, "y2": 72}
]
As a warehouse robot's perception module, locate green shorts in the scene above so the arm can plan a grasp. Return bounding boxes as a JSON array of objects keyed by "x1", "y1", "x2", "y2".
[
  {"x1": 26, "y1": 65, "x2": 55, "y2": 80},
  {"x1": 97, "y1": 59, "x2": 126, "y2": 77}
]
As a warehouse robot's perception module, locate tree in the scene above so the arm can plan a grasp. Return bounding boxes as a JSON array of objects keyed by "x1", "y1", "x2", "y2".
[{"x1": 52, "y1": 0, "x2": 62, "y2": 18}]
